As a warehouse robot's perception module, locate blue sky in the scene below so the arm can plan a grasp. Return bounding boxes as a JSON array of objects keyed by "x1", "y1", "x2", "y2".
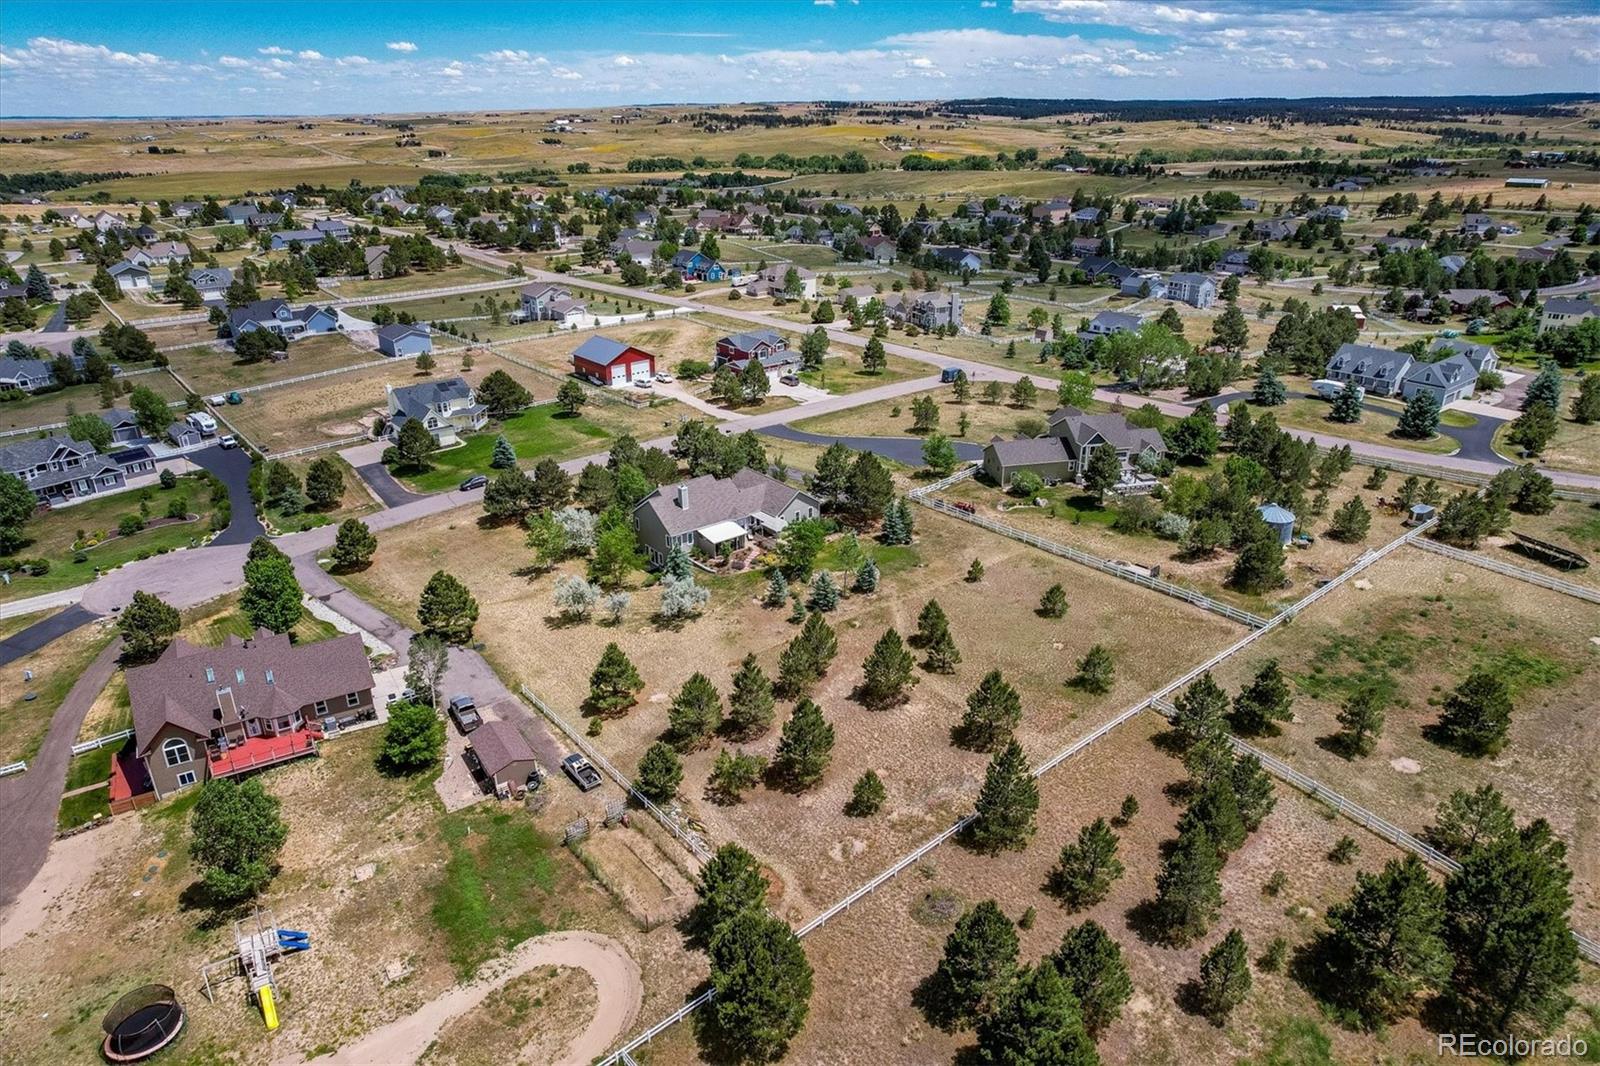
[{"x1": 1, "y1": 1, "x2": 1596, "y2": 116}]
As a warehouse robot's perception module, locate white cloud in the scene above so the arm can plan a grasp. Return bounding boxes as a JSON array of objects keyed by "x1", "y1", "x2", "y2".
[
  {"x1": 438, "y1": 66, "x2": 463, "y2": 78},
  {"x1": 218, "y1": 55, "x2": 252, "y2": 68},
  {"x1": 1574, "y1": 46, "x2": 1600, "y2": 63},
  {"x1": 1498, "y1": 50, "x2": 1544, "y2": 67},
  {"x1": 613, "y1": 55, "x2": 637, "y2": 66},
  {"x1": 386, "y1": 41, "x2": 418, "y2": 53},
  {"x1": 981, "y1": 0, "x2": 997, "y2": 6},
  {"x1": 551, "y1": 66, "x2": 583, "y2": 80},
  {"x1": 258, "y1": 46, "x2": 291, "y2": 56},
  {"x1": 297, "y1": 50, "x2": 324, "y2": 61},
  {"x1": 336, "y1": 55, "x2": 370, "y2": 66},
  {"x1": 814, "y1": 0, "x2": 836, "y2": 6}
]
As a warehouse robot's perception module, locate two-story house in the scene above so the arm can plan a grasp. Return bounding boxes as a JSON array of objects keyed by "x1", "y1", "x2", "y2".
[
  {"x1": 715, "y1": 330, "x2": 796, "y2": 371},
  {"x1": 981, "y1": 406, "x2": 1167, "y2": 488},
  {"x1": 0, "y1": 434, "x2": 127, "y2": 504},
  {"x1": 125, "y1": 629, "x2": 375, "y2": 801},
  {"x1": 1540, "y1": 296, "x2": 1596, "y2": 335},
  {"x1": 632, "y1": 468, "x2": 821, "y2": 567},
  {"x1": 518, "y1": 282, "x2": 588, "y2": 324},
  {"x1": 1165, "y1": 272, "x2": 1217, "y2": 309},
  {"x1": 670, "y1": 249, "x2": 726, "y2": 282},
  {"x1": 1324, "y1": 343, "x2": 1415, "y2": 397},
  {"x1": 386, "y1": 376, "x2": 488, "y2": 446}
]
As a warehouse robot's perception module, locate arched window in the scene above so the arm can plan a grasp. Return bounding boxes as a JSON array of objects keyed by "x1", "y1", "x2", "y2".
[{"x1": 162, "y1": 737, "x2": 191, "y2": 767}]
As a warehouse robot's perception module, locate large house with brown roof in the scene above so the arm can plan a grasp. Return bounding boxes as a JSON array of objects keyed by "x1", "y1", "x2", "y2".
[
  {"x1": 982, "y1": 406, "x2": 1167, "y2": 488},
  {"x1": 126, "y1": 629, "x2": 375, "y2": 800},
  {"x1": 632, "y1": 468, "x2": 820, "y2": 567}
]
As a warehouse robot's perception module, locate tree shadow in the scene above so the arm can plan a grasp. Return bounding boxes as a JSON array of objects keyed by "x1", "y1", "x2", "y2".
[
  {"x1": 176, "y1": 881, "x2": 254, "y2": 932},
  {"x1": 540, "y1": 611, "x2": 588, "y2": 631},
  {"x1": 1173, "y1": 977, "x2": 1215, "y2": 1023},
  {"x1": 911, "y1": 970, "x2": 964, "y2": 1034},
  {"x1": 1123, "y1": 898, "x2": 1170, "y2": 946},
  {"x1": 1314, "y1": 731, "x2": 1362, "y2": 760}
]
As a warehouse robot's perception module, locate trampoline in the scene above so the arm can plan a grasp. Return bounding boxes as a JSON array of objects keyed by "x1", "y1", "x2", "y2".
[{"x1": 102, "y1": 984, "x2": 184, "y2": 1063}]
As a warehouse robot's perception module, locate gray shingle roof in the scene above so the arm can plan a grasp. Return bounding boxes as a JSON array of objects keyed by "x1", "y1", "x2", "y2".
[
  {"x1": 389, "y1": 376, "x2": 474, "y2": 421},
  {"x1": 0, "y1": 434, "x2": 95, "y2": 472},
  {"x1": 376, "y1": 323, "x2": 430, "y2": 342},
  {"x1": 635, "y1": 468, "x2": 813, "y2": 538},
  {"x1": 1405, "y1": 354, "x2": 1476, "y2": 390},
  {"x1": 1047, "y1": 407, "x2": 1167, "y2": 457},
  {"x1": 468, "y1": 719, "x2": 536, "y2": 780},
  {"x1": 1544, "y1": 297, "x2": 1595, "y2": 316},
  {"x1": 1328, "y1": 342, "x2": 1412, "y2": 380},
  {"x1": 721, "y1": 330, "x2": 785, "y2": 352},
  {"x1": 985, "y1": 436, "x2": 1069, "y2": 467}
]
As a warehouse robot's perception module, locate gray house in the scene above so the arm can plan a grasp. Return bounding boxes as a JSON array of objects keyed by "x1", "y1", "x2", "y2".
[
  {"x1": 0, "y1": 435, "x2": 127, "y2": 503},
  {"x1": 1540, "y1": 296, "x2": 1596, "y2": 335},
  {"x1": 100, "y1": 408, "x2": 144, "y2": 444},
  {"x1": 189, "y1": 266, "x2": 233, "y2": 298},
  {"x1": 0, "y1": 356, "x2": 56, "y2": 393},
  {"x1": 228, "y1": 298, "x2": 340, "y2": 341},
  {"x1": 981, "y1": 407, "x2": 1167, "y2": 488},
  {"x1": 1324, "y1": 343, "x2": 1415, "y2": 398},
  {"x1": 982, "y1": 436, "x2": 1077, "y2": 487},
  {"x1": 386, "y1": 376, "x2": 487, "y2": 447},
  {"x1": 631, "y1": 468, "x2": 821, "y2": 567},
  {"x1": 1401, "y1": 354, "x2": 1478, "y2": 407},
  {"x1": 1165, "y1": 272, "x2": 1217, "y2": 309},
  {"x1": 376, "y1": 323, "x2": 433, "y2": 358},
  {"x1": 1429, "y1": 337, "x2": 1498, "y2": 376},
  {"x1": 1081, "y1": 310, "x2": 1144, "y2": 339}
]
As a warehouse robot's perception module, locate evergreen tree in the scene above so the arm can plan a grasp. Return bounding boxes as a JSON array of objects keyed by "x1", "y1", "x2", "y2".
[
  {"x1": 969, "y1": 740, "x2": 1039, "y2": 854},
  {"x1": 378, "y1": 701, "x2": 444, "y2": 775},
  {"x1": 777, "y1": 634, "x2": 820, "y2": 699},
  {"x1": 914, "y1": 599, "x2": 950, "y2": 647},
  {"x1": 1435, "y1": 669, "x2": 1513, "y2": 757},
  {"x1": 1172, "y1": 672, "x2": 1229, "y2": 749},
  {"x1": 1196, "y1": 929, "x2": 1252, "y2": 1023},
  {"x1": 691, "y1": 843, "x2": 768, "y2": 941},
  {"x1": 636, "y1": 741, "x2": 684, "y2": 803},
  {"x1": 1072, "y1": 644, "x2": 1115, "y2": 694},
  {"x1": 304, "y1": 456, "x2": 345, "y2": 509},
  {"x1": 1396, "y1": 389, "x2": 1440, "y2": 439},
  {"x1": 1521, "y1": 360, "x2": 1563, "y2": 413},
  {"x1": 1051, "y1": 920, "x2": 1132, "y2": 1037},
  {"x1": 663, "y1": 543, "x2": 693, "y2": 581},
  {"x1": 1337, "y1": 680, "x2": 1388, "y2": 756},
  {"x1": 1229, "y1": 517, "x2": 1285, "y2": 594},
  {"x1": 1430, "y1": 784, "x2": 1517, "y2": 858},
  {"x1": 330, "y1": 517, "x2": 378, "y2": 572},
  {"x1": 727, "y1": 653, "x2": 776, "y2": 738},
  {"x1": 587, "y1": 642, "x2": 643, "y2": 717},
  {"x1": 1444, "y1": 820, "x2": 1580, "y2": 1041},
  {"x1": 806, "y1": 570, "x2": 840, "y2": 612},
  {"x1": 973, "y1": 959, "x2": 1098, "y2": 1066},
  {"x1": 846, "y1": 769, "x2": 886, "y2": 816},
  {"x1": 1230, "y1": 754, "x2": 1277, "y2": 832},
  {"x1": 118, "y1": 590, "x2": 181, "y2": 664},
  {"x1": 1230, "y1": 659, "x2": 1293, "y2": 736},
  {"x1": 853, "y1": 557, "x2": 879, "y2": 593},
  {"x1": 859, "y1": 628, "x2": 914, "y2": 708},
  {"x1": 1251, "y1": 365, "x2": 1287, "y2": 406},
  {"x1": 1038, "y1": 582, "x2": 1068, "y2": 619},
  {"x1": 1571, "y1": 375, "x2": 1600, "y2": 424},
  {"x1": 1047, "y1": 818, "x2": 1124, "y2": 910},
  {"x1": 924, "y1": 624, "x2": 961, "y2": 674},
  {"x1": 1329, "y1": 379, "x2": 1364, "y2": 423},
  {"x1": 966, "y1": 558, "x2": 985, "y2": 583},
  {"x1": 1154, "y1": 822, "x2": 1223, "y2": 944},
  {"x1": 1181, "y1": 773, "x2": 1248, "y2": 855},
  {"x1": 490, "y1": 435, "x2": 518, "y2": 469},
  {"x1": 668, "y1": 672, "x2": 723, "y2": 749},
  {"x1": 959, "y1": 669, "x2": 1022, "y2": 752},
  {"x1": 928, "y1": 900, "x2": 1019, "y2": 1029},
  {"x1": 416, "y1": 569, "x2": 477, "y2": 643},
  {"x1": 707, "y1": 748, "x2": 766, "y2": 804},
  {"x1": 1316, "y1": 855, "x2": 1450, "y2": 1025},
  {"x1": 773, "y1": 699, "x2": 834, "y2": 788},
  {"x1": 763, "y1": 568, "x2": 789, "y2": 607},
  {"x1": 707, "y1": 911, "x2": 813, "y2": 1061},
  {"x1": 1328, "y1": 496, "x2": 1372, "y2": 542},
  {"x1": 799, "y1": 608, "x2": 837, "y2": 671}
]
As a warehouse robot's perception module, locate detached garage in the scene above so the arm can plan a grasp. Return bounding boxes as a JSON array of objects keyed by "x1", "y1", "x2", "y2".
[
  {"x1": 464, "y1": 718, "x2": 540, "y2": 795},
  {"x1": 572, "y1": 335, "x2": 656, "y2": 387}
]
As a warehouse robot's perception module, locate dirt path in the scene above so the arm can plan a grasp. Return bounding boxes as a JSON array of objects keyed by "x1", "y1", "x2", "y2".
[
  {"x1": 308, "y1": 931, "x2": 641, "y2": 1066},
  {"x1": 0, "y1": 814, "x2": 137, "y2": 951}
]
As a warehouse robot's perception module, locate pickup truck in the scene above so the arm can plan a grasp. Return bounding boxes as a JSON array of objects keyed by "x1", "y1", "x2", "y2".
[
  {"x1": 447, "y1": 694, "x2": 482, "y2": 734},
  {"x1": 562, "y1": 752, "x2": 603, "y2": 791}
]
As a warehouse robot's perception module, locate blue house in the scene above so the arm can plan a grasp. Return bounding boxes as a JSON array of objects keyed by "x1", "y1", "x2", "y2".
[
  {"x1": 670, "y1": 249, "x2": 726, "y2": 282},
  {"x1": 376, "y1": 323, "x2": 433, "y2": 359}
]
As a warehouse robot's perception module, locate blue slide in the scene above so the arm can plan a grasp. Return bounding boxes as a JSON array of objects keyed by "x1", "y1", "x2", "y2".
[{"x1": 277, "y1": 929, "x2": 311, "y2": 952}]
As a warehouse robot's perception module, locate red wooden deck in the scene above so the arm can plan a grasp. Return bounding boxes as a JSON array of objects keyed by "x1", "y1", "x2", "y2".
[{"x1": 208, "y1": 730, "x2": 319, "y2": 777}]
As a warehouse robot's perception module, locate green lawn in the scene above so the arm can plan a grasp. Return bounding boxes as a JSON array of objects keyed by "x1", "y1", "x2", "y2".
[
  {"x1": 398, "y1": 407, "x2": 613, "y2": 493},
  {"x1": 798, "y1": 352, "x2": 931, "y2": 395},
  {"x1": 0, "y1": 475, "x2": 219, "y2": 603},
  {"x1": 433, "y1": 808, "x2": 560, "y2": 977},
  {"x1": 193, "y1": 605, "x2": 341, "y2": 646},
  {"x1": 1230, "y1": 397, "x2": 1464, "y2": 456},
  {"x1": 57, "y1": 787, "x2": 112, "y2": 832}
]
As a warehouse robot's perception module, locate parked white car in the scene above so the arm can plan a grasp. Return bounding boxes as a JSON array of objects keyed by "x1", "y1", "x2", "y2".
[{"x1": 1312, "y1": 379, "x2": 1363, "y2": 402}]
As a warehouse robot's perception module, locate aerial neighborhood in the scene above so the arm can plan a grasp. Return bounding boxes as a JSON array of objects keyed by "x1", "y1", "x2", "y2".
[{"x1": 1, "y1": 34, "x2": 1598, "y2": 1066}]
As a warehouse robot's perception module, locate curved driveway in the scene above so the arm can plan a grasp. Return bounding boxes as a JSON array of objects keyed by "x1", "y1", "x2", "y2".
[
  {"x1": 1202, "y1": 390, "x2": 1509, "y2": 465},
  {"x1": 761, "y1": 424, "x2": 984, "y2": 466},
  {"x1": 187, "y1": 444, "x2": 265, "y2": 545}
]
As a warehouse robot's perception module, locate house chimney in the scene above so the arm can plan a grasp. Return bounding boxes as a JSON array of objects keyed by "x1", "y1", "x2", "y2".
[{"x1": 676, "y1": 483, "x2": 689, "y2": 509}]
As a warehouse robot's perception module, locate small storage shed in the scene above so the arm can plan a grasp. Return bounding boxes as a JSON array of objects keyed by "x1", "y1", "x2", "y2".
[
  {"x1": 376, "y1": 323, "x2": 433, "y2": 359},
  {"x1": 465, "y1": 719, "x2": 540, "y2": 794},
  {"x1": 1257, "y1": 503, "x2": 1296, "y2": 545}
]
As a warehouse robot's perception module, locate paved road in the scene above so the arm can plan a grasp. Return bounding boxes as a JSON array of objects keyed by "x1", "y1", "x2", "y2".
[
  {"x1": 187, "y1": 444, "x2": 264, "y2": 545},
  {"x1": 39, "y1": 302, "x2": 67, "y2": 333},
  {"x1": 1204, "y1": 390, "x2": 1509, "y2": 464},
  {"x1": 761, "y1": 424, "x2": 985, "y2": 466},
  {"x1": 0, "y1": 639, "x2": 122, "y2": 909},
  {"x1": 354, "y1": 461, "x2": 424, "y2": 509},
  {"x1": 0, "y1": 604, "x2": 100, "y2": 668}
]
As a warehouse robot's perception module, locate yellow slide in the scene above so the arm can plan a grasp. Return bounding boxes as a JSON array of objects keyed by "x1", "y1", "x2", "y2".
[{"x1": 258, "y1": 985, "x2": 279, "y2": 1031}]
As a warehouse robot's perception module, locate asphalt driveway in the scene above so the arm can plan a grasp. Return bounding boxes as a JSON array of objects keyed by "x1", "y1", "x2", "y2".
[
  {"x1": 760, "y1": 425, "x2": 984, "y2": 467},
  {"x1": 354, "y1": 462, "x2": 425, "y2": 509},
  {"x1": 187, "y1": 444, "x2": 265, "y2": 545},
  {"x1": 0, "y1": 604, "x2": 99, "y2": 668},
  {"x1": 1203, "y1": 390, "x2": 1509, "y2": 465}
]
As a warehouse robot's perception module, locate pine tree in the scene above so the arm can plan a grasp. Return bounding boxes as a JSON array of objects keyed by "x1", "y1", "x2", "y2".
[
  {"x1": 1328, "y1": 496, "x2": 1372, "y2": 542},
  {"x1": 416, "y1": 569, "x2": 476, "y2": 643},
  {"x1": 859, "y1": 628, "x2": 914, "y2": 708},
  {"x1": 1251, "y1": 365, "x2": 1287, "y2": 406},
  {"x1": 490, "y1": 434, "x2": 518, "y2": 469},
  {"x1": 1435, "y1": 669, "x2": 1513, "y2": 757},
  {"x1": 973, "y1": 959, "x2": 1098, "y2": 1063},
  {"x1": 1429, "y1": 784, "x2": 1516, "y2": 858},
  {"x1": 879, "y1": 500, "x2": 907, "y2": 544},
  {"x1": 1051, "y1": 920, "x2": 1133, "y2": 1037},
  {"x1": 668, "y1": 672, "x2": 723, "y2": 749},
  {"x1": 663, "y1": 543, "x2": 693, "y2": 581},
  {"x1": 845, "y1": 769, "x2": 886, "y2": 816},
  {"x1": 1521, "y1": 360, "x2": 1563, "y2": 413},
  {"x1": 1230, "y1": 659, "x2": 1293, "y2": 736},
  {"x1": 968, "y1": 740, "x2": 1039, "y2": 854},
  {"x1": 1337, "y1": 680, "x2": 1387, "y2": 757},
  {"x1": 914, "y1": 599, "x2": 950, "y2": 647},
  {"x1": 1048, "y1": 818, "x2": 1124, "y2": 910},
  {"x1": 1038, "y1": 582, "x2": 1068, "y2": 619},
  {"x1": 727, "y1": 653, "x2": 776, "y2": 739},
  {"x1": 777, "y1": 634, "x2": 819, "y2": 699},
  {"x1": 773, "y1": 699, "x2": 834, "y2": 788},
  {"x1": 799, "y1": 610, "x2": 838, "y2": 673},
  {"x1": 928, "y1": 900, "x2": 1019, "y2": 1028},
  {"x1": 1197, "y1": 929, "x2": 1252, "y2": 1023},
  {"x1": 1396, "y1": 388, "x2": 1441, "y2": 439},
  {"x1": 1329, "y1": 379, "x2": 1364, "y2": 423},
  {"x1": 587, "y1": 642, "x2": 644, "y2": 717},
  {"x1": 1230, "y1": 518, "x2": 1286, "y2": 594},
  {"x1": 959, "y1": 669, "x2": 1023, "y2": 752},
  {"x1": 853, "y1": 557, "x2": 878, "y2": 593},
  {"x1": 1444, "y1": 820, "x2": 1579, "y2": 1041},
  {"x1": 1071, "y1": 644, "x2": 1115, "y2": 694},
  {"x1": 1154, "y1": 822, "x2": 1223, "y2": 944},
  {"x1": 636, "y1": 742, "x2": 683, "y2": 803},
  {"x1": 1316, "y1": 855, "x2": 1450, "y2": 1025},
  {"x1": 707, "y1": 911, "x2": 813, "y2": 1060},
  {"x1": 763, "y1": 567, "x2": 789, "y2": 607},
  {"x1": 1230, "y1": 754, "x2": 1276, "y2": 832},
  {"x1": 691, "y1": 842, "x2": 768, "y2": 941},
  {"x1": 1172, "y1": 672, "x2": 1229, "y2": 749},
  {"x1": 966, "y1": 558, "x2": 984, "y2": 583},
  {"x1": 806, "y1": 570, "x2": 840, "y2": 612},
  {"x1": 924, "y1": 625, "x2": 961, "y2": 674}
]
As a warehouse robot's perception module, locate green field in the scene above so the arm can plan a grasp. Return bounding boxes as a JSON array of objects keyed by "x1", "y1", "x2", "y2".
[{"x1": 397, "y1": 405, "x2": 614, "y2": 492}]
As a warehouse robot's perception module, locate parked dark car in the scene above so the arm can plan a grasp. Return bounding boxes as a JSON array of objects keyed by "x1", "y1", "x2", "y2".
[
  {"x1": 447, "y1": 694, "x2": 482, "y2": 734},
  {"x1": 460, "y1": 474, "x2": 489, "y2": 492}
]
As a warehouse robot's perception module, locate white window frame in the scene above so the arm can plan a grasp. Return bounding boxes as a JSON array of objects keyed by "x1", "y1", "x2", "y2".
[
  {"x1": 162, "y1": 737, "x2": 191, "y2": 767},
  {"x1": 175, "y1": 770, "x2": 197, "y2": 788},
  {"x1": 314, "y1": 699, "x2": 328, "y2": 715},
  {"x1": 346, "y1": 692, "x2": 361, "y2": 708}
]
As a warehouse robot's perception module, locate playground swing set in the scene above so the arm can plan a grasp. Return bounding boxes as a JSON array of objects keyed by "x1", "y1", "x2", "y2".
[{"x1": 198, "y1": 907, "x2": 311, "y2": 1030}]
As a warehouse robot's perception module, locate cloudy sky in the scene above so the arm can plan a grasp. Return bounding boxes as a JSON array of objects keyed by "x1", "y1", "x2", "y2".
[{"x1": 1, "y1": 0, "x2": 1596, "y2": 117}]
